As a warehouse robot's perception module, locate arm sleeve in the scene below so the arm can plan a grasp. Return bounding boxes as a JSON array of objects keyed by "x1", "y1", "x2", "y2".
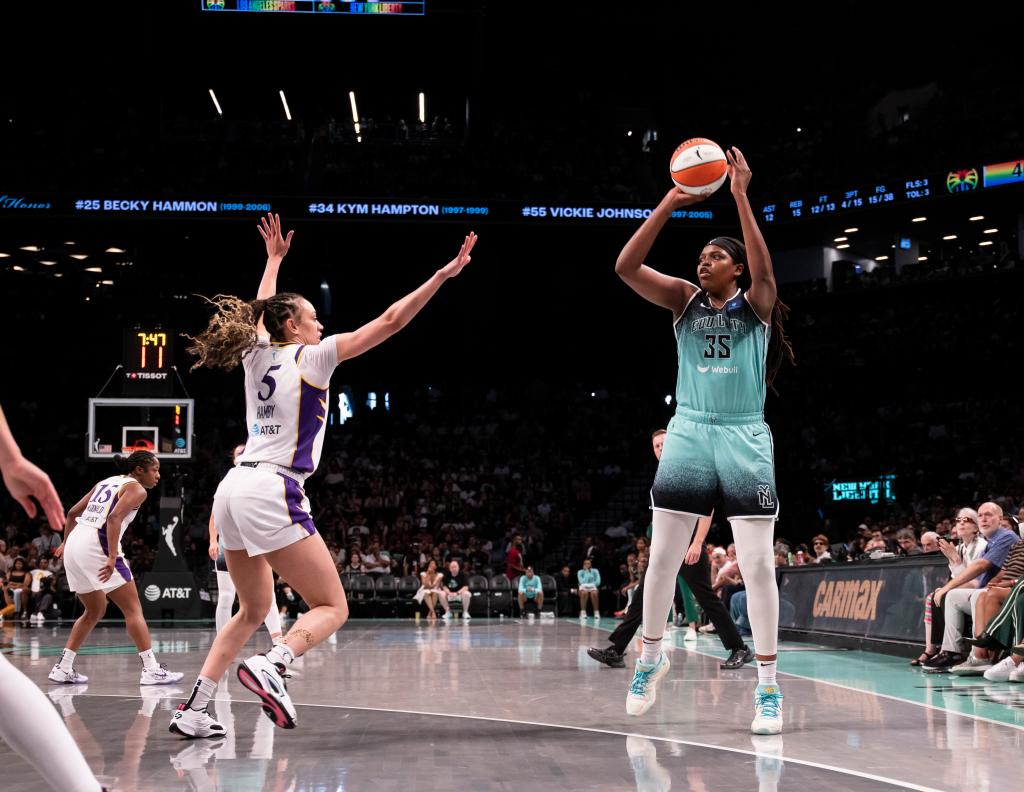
[
  {"x1": 577, "y1": 570, "x2": 585, "y2": 584},
  {"x1": 518, "y1": 577, "x2": 527, "y2": 593},
  {"x1": 296, "y1": 336, "x2": 340, "y2": 388},
  {"x1": 594, "y1": 570, "x2": 601, "y2": 586}
]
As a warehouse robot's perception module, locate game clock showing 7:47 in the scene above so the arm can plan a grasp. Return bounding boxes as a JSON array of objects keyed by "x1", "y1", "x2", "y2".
[{"x1": 123, "y1": 328, "x2": 174, "y2": 395}]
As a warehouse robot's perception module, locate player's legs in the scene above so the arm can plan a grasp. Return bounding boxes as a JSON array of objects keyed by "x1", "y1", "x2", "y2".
[
  {"x1": 588, "y1": 589, "x2": 600, "y2": 616},
  {"x1": 0, "y1": 653, "x2": 103, "y2": 792},
  {"x1": 200, "y1": 550, "x2": 276, "y2": 680},
  {"x1": 215, "y1": 569, "x2": 236, "y2": 633},
  {"x1": 66, "y1": 589, "x2": 107, "y2": 652},
  {"x1": 106, "y1": 581, "x2": 153, "y2": 653},
  {"x1": 107, "y1": 582, "x2": 184, "y2": 684},
  {"x1": 730, "y1": 518, "x2": 779, "y2": 661},
  {"x1": 263, "y1": 592, "x2": 283, "y2": 640}
]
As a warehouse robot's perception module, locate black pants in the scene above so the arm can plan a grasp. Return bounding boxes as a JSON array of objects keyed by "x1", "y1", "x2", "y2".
[{"x1": 608, "y1": 545, "x2": 745, "y2": 655}]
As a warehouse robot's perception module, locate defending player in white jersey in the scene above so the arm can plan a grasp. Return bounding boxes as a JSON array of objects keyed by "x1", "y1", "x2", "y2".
[
  {"x1": 50, "y1": 450, "x2": 184, "y2": 686},
  {"x1": 171, "y1": 214, "x2": 477, "y2": 738}
]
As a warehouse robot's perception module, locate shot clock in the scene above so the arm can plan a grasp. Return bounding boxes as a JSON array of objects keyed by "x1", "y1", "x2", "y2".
[{"x1": 123, "y1": 327, "x2": 173, "y2": 396}]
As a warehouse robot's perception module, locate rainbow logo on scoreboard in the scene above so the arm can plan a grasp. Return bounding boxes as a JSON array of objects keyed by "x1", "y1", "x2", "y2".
[{"x1": 983, "y1": 159, "x2": 1024, "y2": 188}]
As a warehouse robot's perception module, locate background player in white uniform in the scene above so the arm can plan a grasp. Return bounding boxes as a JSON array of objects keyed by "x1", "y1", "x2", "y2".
[
  {"x1": 209, "y1": 443, "x2": 283, "y2": 642},
  {"x1": 171, "y1": 214, "x2": 477, "y2": 737},
  {"x1": 50, "y1": 450, "x2": 184, "y2": 687},
  {"x1": 0, "y1": 404, "x2": 106, "y2": 792}
]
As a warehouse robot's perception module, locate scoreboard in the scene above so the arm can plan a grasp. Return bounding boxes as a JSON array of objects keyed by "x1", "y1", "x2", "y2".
[{"x1": 200, "y1": 1, "x2": 425, "y2": 14}]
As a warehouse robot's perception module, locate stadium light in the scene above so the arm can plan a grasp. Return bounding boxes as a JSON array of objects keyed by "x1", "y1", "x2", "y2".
[
  {"x1": 969, "y1": 215, "x2": 984, "y2": 221},
  {"x1": 11, "y1": 265, "x2": 25, "y2": 272},
  {"x1": 833, "y1": 236, "x2": 847, "y2": 242},
  {"x1": 911, "y1": 217, "x2": 926, "y2": 223},
  {"x1": 979, "y1": 241, "x2": 994, "y2": 247},
  {"x1": 942, "y1": 235, "x2": 957, "y2": 241},
  {"x1": 85, "y1": 267, "x2": 102, "y2": 273},
  {"x1": 39, "y1": 260, "x2": 56, "y2": 266},
  {"x1": 279, "y1": 90, "x2": 292, "y2": 121},
  {"x1": 418, "y1": 92, "x2": 425, "y2": 124},
  {"x1": 70, "y1": 254, "x2": 88, "y2": 260},
  {"x1": 983, "y1": 228, "x2": 998, "y2": 234},
  {"x1": 19, "y1": 245, "x2": 40, "y2": 252},
  {"x1": 918, "y1": 256, "x2": 928, "y2": 261},
  {"x1": 105, "y1": 247, "x2": 126, "y2": 253},
  {"x1": 875, "y1": 256, "x2": 889, "y2": 261},
  {"x1": 208, "y1": 89, "x2": 223, "y2": 117},
  {"x1": 348, "y1": 91, "x2": 361, "y2": 135},
  {"x1": 836, "y1": 244, "x2": 850, "y2": 249},
  {"x1": 0, "y1": 253, "x2": 9, "y2": 258},
  {"x1": 844, "y1": 227, "x2": 859, "y2": 233}
]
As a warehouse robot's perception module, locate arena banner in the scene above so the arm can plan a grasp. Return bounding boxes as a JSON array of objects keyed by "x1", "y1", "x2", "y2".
[
  {"x1": 777, "y1": 557, "x2": 950, "y2": 643},
  {"x1": 139, "y1": 571, "x2": 202, "y2": 620}
]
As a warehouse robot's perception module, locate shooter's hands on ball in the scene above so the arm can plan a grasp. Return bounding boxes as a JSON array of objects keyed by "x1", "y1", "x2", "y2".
[
  {"x1": 258, "y1": 213, "x2": 294, "y2": 260},
  {"x1": 437, "y1": 232, "x2": 478, "y2": 280},
  {"x1": 667, "y1": 186, "x2": 709, "y2": 209},
  {"x1": 684, "y1": 541, "x2": 703, "y2": 566},
  {"x1": 98, "y1": 557, "x2": 117, "y2": 583},
  {"x1": 726, "y1": 146, "x2": 752, "y2": 196}
]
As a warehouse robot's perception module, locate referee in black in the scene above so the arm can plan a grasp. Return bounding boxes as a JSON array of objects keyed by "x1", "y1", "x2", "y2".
[{"x1": 588, "y1": 429, "x2": 753, "y2": 670}]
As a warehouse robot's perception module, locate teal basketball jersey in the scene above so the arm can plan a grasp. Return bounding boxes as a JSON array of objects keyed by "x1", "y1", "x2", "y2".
[{"x1": 673, "y1": 288, "x2": 770, "y2": 416}]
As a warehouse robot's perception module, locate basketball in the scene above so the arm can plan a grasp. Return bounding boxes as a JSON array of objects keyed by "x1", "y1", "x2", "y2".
[{"x1": 669, "y1": 137, "x2": 729, "y2": 196}]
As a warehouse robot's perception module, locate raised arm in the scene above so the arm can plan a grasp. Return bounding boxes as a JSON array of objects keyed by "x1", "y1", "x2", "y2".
[
  {"x1": 334, "y1": 232, "x2": 477, "y2": 363},
  {"x1": 0, "y1": 404, "x2": 66, "y2": 531},
  {"x1": 615, "y1": 188, "x2": 704, "y2": 320},
  {"x1": 726, "y1": 147, "x2": 776, "y2": 323},
  {"x1": 254, "y1": 213, "x2": 295, "y2": 335}
]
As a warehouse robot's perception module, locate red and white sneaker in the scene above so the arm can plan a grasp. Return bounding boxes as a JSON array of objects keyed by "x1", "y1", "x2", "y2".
[{"x1": 237, "y1": 653, "x2": 297, "y2": 729}]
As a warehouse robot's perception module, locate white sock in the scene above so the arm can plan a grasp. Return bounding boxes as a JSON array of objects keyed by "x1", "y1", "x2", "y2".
[
  {"x1": 641, "y1": 510, "x2": 699, "y2": 657},
  {"x1": 757, "y1": 659, "x2": 778, "y2": 686},
  {"x1": 640, "y1": 637, "x2": 661, "y2": 665},
  {"x1": 58, "y1": 648, "x2": 76, "y2": 671},
  {"x1": 265, "y1": 643, "x2": 295, "y2": 667},
  {"x1": 185, "y1": 675, "x2": 217, "y2": 712},
  {"x1": 139, "y1": 648, "x2": 158, "y2": 670},
  {"x1": 0, "y1": 654, "x2": 103, "y2": 792}
]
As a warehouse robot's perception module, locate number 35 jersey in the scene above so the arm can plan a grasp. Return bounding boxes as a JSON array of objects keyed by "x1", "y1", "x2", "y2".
[
  {"x1": 237, "y1": 336, "x2": 338, "y2": 474},
  {"x1": 673, "y1": 288, "x2": 770, "y2": 416}
]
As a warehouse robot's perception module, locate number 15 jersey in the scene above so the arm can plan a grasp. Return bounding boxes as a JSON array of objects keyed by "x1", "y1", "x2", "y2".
[{"x1": 237, "y1": 336, "x2": 338, "y2": 474}]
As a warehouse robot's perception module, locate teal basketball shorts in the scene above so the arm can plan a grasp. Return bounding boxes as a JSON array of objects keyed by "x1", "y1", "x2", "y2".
[{"x1": 650, "y1": 408, "x2": 779, "y2": 520}]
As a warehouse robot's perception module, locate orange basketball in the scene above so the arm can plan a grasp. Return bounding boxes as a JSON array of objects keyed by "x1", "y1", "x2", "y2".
[{"x1": 669, "y1": 137, "x2": 728, "y2": 196}]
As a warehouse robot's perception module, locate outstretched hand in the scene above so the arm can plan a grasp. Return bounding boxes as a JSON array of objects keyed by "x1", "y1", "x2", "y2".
[
  {"x1": 726, "y1": 146, "x2": 752, "y2": 196},
  {"x1": 1, "y1": 455, "x2": 66, "y2": 532},
  {"x1": 258, "y1": 213, "x2": 294, "y2": 260},
  {"x1": 438, "y1": 232, "x2": 478, "y2": 279}
]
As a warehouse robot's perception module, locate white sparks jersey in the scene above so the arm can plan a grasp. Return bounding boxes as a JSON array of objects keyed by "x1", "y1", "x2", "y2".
[
  {"x1": 74, "y1": 475, "x2": 141, "y2": 556},
  {"x1": 237, "y1": 336, "x2": 338, "y2": 474}
]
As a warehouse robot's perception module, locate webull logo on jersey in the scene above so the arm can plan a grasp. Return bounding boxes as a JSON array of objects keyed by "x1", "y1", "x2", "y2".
[
  {"x1": 696, "y1": 364, "x2": 739, "y2": 374},
  {"x1": 144, "y1": 584, "x2": 193, "y2": 602}
]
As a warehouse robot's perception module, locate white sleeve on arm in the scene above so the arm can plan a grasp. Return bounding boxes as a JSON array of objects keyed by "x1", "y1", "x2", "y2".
[{"x1": 297, "y1": 335, "x2": 340, "y2": 388}]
